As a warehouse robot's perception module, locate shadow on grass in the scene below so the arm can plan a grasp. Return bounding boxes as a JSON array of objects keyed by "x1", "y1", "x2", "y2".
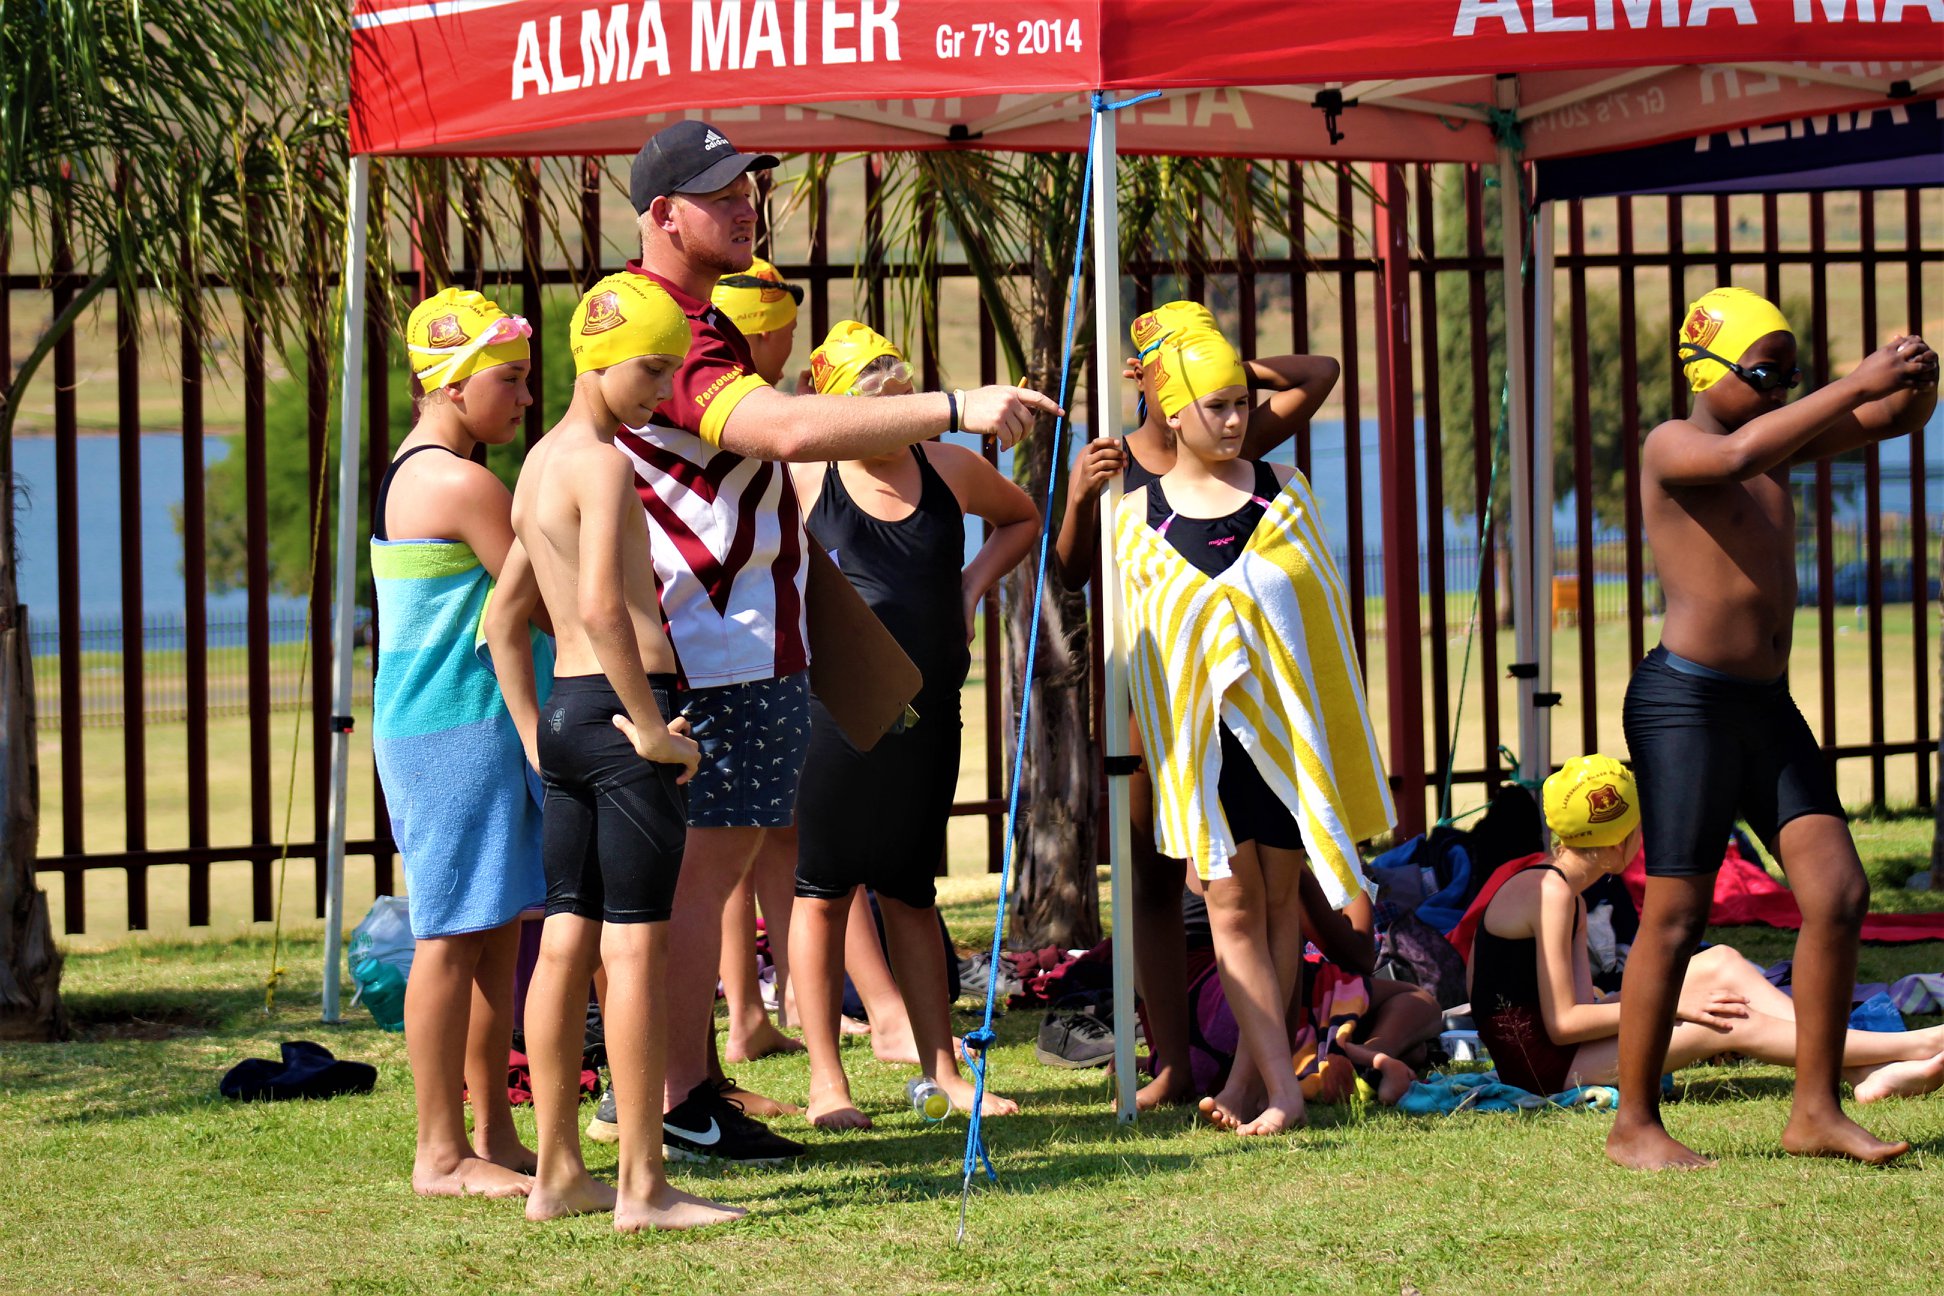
[{"x1": 61, "y1": 985, "x2": 262, "y2": 1039}]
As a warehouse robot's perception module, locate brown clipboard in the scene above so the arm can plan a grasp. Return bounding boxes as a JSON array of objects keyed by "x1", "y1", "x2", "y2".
[{"x1": 804, "y1": 542, "x2": 924, "y2": 752}]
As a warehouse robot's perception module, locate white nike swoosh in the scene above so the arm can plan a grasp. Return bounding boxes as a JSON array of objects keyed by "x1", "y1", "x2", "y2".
[{"x1": 664, "y1": 1117, "x2": 721, "y2": 1146}]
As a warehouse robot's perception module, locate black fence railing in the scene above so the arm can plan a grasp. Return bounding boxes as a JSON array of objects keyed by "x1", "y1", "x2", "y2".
[{"x1": 29, "y1": 609, "x2": 372, "y2": 728}]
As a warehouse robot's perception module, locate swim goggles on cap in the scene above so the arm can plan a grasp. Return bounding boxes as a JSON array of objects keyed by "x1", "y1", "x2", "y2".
[
  {"x1": 716, "y1": 273, "x2": 804, "y2": 305},
  {"x1": 1676, "y1": 342, "x2": 1801, "y2": 394},
  {"x1": 412, "y1": 314, "x2": 534, "y2": 389}
]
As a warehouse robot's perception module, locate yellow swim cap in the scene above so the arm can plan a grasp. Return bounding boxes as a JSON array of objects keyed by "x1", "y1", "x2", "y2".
[
  {"x1": 570, "y1": 273, "x2": 692, "y2": 376},
  {"x1": 1678, "y1": 287, "x2": 1793, "y2": 393},
  {"x1": 711, "y1": 257, "x2": 800, "y2": 337},
  {"x1": 406, "y1": 288, "x2": 531, "y2": 389},
  {"x1": 1543, "y1": 755, "x2": 1641, "y2": 850},
  {"x1": 1153, "y1": 326, "x2": 1247, "y2": 420},
  {"x1": 809, "y1": 320, "x2": 905, "y2": 396},
  {"x1": 1129, "y1": 300, "x2": 1217, "y2": 358}
]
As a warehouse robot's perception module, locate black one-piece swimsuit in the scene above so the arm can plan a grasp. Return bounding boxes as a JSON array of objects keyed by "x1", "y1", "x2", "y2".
[{"x1": 794, "y1": 447, "x2": 969, "y2": 909}]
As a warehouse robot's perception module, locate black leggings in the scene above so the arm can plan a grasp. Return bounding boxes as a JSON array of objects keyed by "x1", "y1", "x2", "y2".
[{"x1": 538, "y1": 674, "x2": 687, "y2": 924}]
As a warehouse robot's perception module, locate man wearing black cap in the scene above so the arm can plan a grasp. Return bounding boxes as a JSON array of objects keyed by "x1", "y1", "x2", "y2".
[{"x1": 607, "y1": 119, "x2": 1058, "y2": 1165}]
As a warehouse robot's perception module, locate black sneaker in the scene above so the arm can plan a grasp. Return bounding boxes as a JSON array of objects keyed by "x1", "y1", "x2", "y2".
[
  {"x1": 662, "y1": 1080, "x2": 806, "y2": 1165},
  {"x1": 586, "y1": 1084, "x2": 619, "y2": 1143},
  {"x1": 1036, "y1": 1003, "x2": 1117, "y2": 1069}
]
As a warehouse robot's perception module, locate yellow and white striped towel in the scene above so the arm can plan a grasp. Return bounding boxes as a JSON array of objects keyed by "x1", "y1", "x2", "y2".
[{"x1": 1115, "y1": 468, "x2": 1393, "y2": 906}]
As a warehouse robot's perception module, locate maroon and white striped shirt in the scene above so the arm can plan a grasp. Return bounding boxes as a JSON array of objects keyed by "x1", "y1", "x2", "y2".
[{"x1": 616, "y1": 263, "x2": 807, "y2": 688}]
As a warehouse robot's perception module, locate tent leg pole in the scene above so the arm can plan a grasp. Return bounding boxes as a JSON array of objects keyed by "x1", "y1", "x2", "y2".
[
  {"x1": 1495, "y1": 79, "x2": 1536, "y2": 793},
  {"x1": 1530, "y1": 200, "x2": 1557, "y2": 784},
  {"x1": 323, "y1": 155, "x2": 371, "y2": 1024},
  {"x1": 1091, "y1": 102, "x2": 1136, "y2": 1125},
  {"x1": 1374, "y1": 163, "x2": 1425, "y2": 837}
]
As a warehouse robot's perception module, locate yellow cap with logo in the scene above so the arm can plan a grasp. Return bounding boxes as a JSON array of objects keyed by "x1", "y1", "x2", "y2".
[
  {"x1": 1130, "y1": 300, "x2": 1217, "y2": 357},
  {"x1": 1678, "y1": 286, "x2": 1793, "y2": 393},
  {"x1": 809, "y1": 320, "x2": 905, "y2": 396},
  {"x1": 711, "y1": 257, "x2": 800, "y2": 337},
  {"x1": 1542, "y1": 754, "x2": 1641, "y2": 849},
  {"x1": 1152, "y1": 326, "x2": 1247, "y2": 419},
  {"x1": 406, "y1": 288, "x2": 531, "y2": 389},
  {"x1": 570, "y1": 273, "x2": 692, "y2": 375}
]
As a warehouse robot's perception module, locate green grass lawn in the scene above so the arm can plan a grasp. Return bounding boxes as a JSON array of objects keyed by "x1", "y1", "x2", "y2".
[{"x1": 5, "y1": 853, "x2": 1943, "y2": 1295}]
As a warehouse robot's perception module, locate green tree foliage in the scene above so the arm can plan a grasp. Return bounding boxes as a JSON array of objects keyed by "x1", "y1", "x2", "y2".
[{"x1": 0, "y1": 0, "x2": 343, "y2": 1040}]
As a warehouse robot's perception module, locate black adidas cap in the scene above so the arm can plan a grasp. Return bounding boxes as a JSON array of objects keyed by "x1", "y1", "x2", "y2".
[{"x1": 630, "y1": 121, "x2": 779, "y2": 215}]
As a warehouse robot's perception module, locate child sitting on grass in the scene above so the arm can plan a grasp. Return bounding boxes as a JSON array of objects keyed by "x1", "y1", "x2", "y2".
[
  {"x1": 1460, "y1": 756, "x2": 1944, "y2": 1106},
  {"x1": 1114, "y1": 324, "x2": 1392, "y2": 1135}
]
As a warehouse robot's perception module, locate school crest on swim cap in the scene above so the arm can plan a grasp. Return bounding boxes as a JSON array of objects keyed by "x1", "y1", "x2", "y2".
[
  {"x1": 1542, "y1": 755, "x2": 1640, "y2": 849},
  {"x1": 570, "y1": 273, "x2": 692, "y2": 375},
  {"x1": 1681, "y1": 305, "x2": 1723, "y2": 353},
  {"x1": 1679, "y1": 286, "x2": 1792, "y2": 394},
  {"x1": 1130, "y1": 300, "x2": 1217, "y2": 358},
  {"x1": 580, "y1": 291, "x2": 625, "y2": 336},
  {"x1": 424, "y1": 314, "x2": 469, "y2": 350},
  {"x1": 711, "y1": 257, "x2": 800, "y2": 337}
]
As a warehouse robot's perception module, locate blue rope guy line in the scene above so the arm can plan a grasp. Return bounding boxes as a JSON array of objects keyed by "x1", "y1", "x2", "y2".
[{"x1": 956, "y1": 89, "x2": 1154, "y2": 1244}]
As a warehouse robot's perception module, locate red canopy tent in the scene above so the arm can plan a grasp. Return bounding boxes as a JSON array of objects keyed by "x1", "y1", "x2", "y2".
[{"x1": 333, "y1": 0, "x2": 1944, "y2": 1115}]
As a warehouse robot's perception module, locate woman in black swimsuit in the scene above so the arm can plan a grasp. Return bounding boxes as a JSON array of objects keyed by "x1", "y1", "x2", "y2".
[
  {"x1": 788, "y1": 325, "x2": 1041, "y2": 1130},
  {"x1": 1465, "y1": 757, "x2": 1944, "y2": 1101}
]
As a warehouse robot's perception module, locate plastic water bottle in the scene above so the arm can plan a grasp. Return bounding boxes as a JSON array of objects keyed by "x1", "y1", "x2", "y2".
[
  {"x1": 906, "y1": 1077, "x2": 952, "y2": 1121},
  {"x1": 350, "y1": 956, "x2": 407, "y2": 1032}
]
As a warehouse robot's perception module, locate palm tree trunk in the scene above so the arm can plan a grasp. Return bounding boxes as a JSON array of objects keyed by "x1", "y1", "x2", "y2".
[
  {"x1": 1004, "y1": 486, "x2": 1101, "y2": 950},
  {"x1": 1004, "y1": 246, "x2": 1101, "y2": 951},
  {"x1": 0, "y1": 599, "x2": 62, "y2": 1041},
  {"x1": 0, "y1": 275, "x2": 103, "y2": 1041},
  {"x1": 1, "y1": 395, "x2": 65, "y2": 1039}
]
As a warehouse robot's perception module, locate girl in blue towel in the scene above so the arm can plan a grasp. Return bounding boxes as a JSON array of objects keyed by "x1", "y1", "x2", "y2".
[{"x1": 373, "y1": 288, "x2": 549, "y2": 1199}]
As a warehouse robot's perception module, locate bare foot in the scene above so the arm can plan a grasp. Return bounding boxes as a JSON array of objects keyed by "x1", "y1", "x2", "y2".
[
  {"x1": 614, "y1": 1183, "x2": 747, "y2": 1233},
  {"x1": 1606, "y1": 1119, "x2": 1715, "y2": 1170},
  {"x1": 525, "y1": 1172, "x2": 617, "y2": 1221},
  {"x1": 1370, "y1": 1053, "x2": 1416, "y2": 1107},
  {"x1": 1853, "y1": 1050, "x2": 1944, "y2": 1104},
  {"x1": 1135, "y1": 1067, "x2": 1198, "y2": 1112},
  {"x1": 807, "y1": 1082, "x2": 873, "y2": 1131},
  {"x1": 840, "y1": 1014, "x2": 872, "y2": 1037},
  {"x1": 936, "y1": 1071, "x2": 1018, "y2": 1117},
  {"x1": 414, "y1": 1153, "x2": 533, "y2": 1199},
  {"x1": 726, "y1": 1018, "x2": 805, "y2": 1063},
  {"x1": 720, "y1": 1080, "x2": 803, "y2": 1118},
  {"x1": 474, "y1": 1131, "x2": 539, "y2": 1176},
  {"x1": 1780, "y1": 1110, "x2": 1911, "y2": 1165},
  {"x1": 870, "y1": 1023, "x2": 921, "y2": 1065},
  {"x1": 1237, "y1": 1092, "x2": 1307, "y2": 1137},
  {"x1": 1199, "y1": 1069, "x2": 1262, "y2": 1131}
]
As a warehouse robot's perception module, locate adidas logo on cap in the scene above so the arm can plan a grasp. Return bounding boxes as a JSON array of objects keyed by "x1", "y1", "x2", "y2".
[{"x1": 703, "y1": 129, "x2": 729, "y2": 150}]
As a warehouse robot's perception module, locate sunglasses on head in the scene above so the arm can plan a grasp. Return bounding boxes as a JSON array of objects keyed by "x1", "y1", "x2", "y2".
[
  {"x1": 1679, "y1": 342, "x2": 1801, "y2": 393},
  {"x1": 718, "y1": 273, "x2": 804, "y2": 305}
]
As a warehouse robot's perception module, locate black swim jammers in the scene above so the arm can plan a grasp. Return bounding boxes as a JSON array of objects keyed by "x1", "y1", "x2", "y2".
[
  {"x1": 1622, "y1": 645, "x2": 1845, "y2": 878},
  {"x1": 537, "y1": 674, "x2": 688, "y2": 923}
]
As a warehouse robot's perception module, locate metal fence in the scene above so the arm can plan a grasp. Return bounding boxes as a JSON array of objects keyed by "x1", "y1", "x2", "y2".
[
  {"x1": 14, "y1": 158, "x2": 1941, "y2": 934},
  {"x1": 29, "y1": 610, "x2": 372, "y2": 728}
]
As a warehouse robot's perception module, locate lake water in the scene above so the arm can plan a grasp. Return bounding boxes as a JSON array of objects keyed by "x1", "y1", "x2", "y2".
[{"x1": 14, "y1": 411, "x2": 1942, "y2": 621}]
